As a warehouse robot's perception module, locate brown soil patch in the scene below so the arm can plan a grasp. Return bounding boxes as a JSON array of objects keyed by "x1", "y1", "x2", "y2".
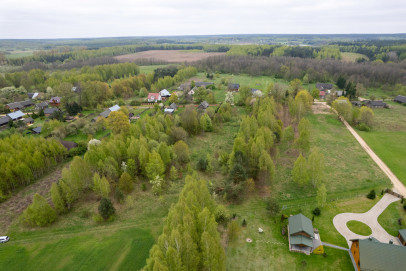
[
  {"x1": 115, "y1": 50, "x2": 226, "y2": 63},
  {"x1": 0, "y1": 163, "x2": 67, "y2": 232},
  {"x1": 312, "y1": 102, "x2": 332, "y2": 115}
]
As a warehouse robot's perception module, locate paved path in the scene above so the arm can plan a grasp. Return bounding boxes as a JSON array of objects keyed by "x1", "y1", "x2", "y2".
[
  {"x1": 333, "y1": 193, "x2": 401, "y2": 248},
  {"x1": 321, "y1": 242, "x2": 348, "y2": 251},
  {"x1": 314, "y1": 101, "x2": 406, "y2": 197}
]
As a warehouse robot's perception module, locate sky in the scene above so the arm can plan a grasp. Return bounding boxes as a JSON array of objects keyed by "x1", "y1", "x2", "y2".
[{"x1": 0, "y1": 0, "x2": 405, "y2": 39}]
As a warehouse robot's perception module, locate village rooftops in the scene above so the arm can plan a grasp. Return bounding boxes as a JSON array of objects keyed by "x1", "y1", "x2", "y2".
[
  {"x1": 6, "y1": 102, "x2": 23, "y2": 110},
  {"x1": 20, "y1": 100, "x2": 34, "y2": 107},
  {"x1": 44, "y1": 108, "x2": 60, "y2": 115},
  {"x1": 316, "y1": 83, "x2": 333, "y2": 90},
  {"x1": 7, "y1": 110, "x2": 25, "y2": 120}
]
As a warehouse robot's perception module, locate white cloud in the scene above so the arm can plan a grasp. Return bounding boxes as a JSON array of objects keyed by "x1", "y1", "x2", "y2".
[{"x1": 0, "y1": 0, "x2": 405, "y2": 38}]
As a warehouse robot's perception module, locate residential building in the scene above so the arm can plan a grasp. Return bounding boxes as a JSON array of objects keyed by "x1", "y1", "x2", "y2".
[
  {"x1": 23, "y1": 117, "x2": 34, "y2": 125},
  {"x1": 159, "y1": 89, "x2": 171, "y2": 98},
  {"x1": 32, "y1": 127, "x2": 42, "y2": 134},
  {"x1": 398, "y1": 229, "x2": 406, "y2": 246},
  {"x1": 288, "y1": 214, "x2": 317, "y2": 255},
  {"x1": 36, "y1": 101, "x2": 49, "y2": 110},
  {"x1": 319, "y1": 91, "x2": 326, "y2": 99},
  {"x1": 350, "y1": 237, "x2": 406, "y2": 271},
  {"x1": 147, "y1": 93, "x2": 161, "y2": 103},
  {"x1": 316, "y1": 83, "x2": 333, "y2": 91},
  {"x1": 228, "y1": 83, "x2": 240, "y2": 92},
  {"x1": 44, "y1": 108, "x2": 60, "y2": 116},
  {"x1": 7, "y1": 110, "x2": 25, "y2": 121},
  {"x1": 198, "y1": 101, "x2": 209, "y2": 111},
  {"x1": 364, "y1": 100, "x2": 387, "y2": 109},
  {"x1": 6, "y1": 102, "x2": 23, "y2": 111},
  {"x1": 0, "y1": 116, "x2": 11, "y2": 127},
  {"x1": 49, "y1": 96, "x2": 61, "y2": 107}
]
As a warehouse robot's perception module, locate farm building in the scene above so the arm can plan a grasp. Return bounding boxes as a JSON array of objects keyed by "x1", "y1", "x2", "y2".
[
  {"x1": 159, "y1": 89, "x2": 171, "y2": 98},
  {"x1": 195, "y1": 82, "x2": 214, "y2": 88},
  {"x1": 147, "y1": 93, "x2": 162, "y2": 103},
  {"x1": 36, "y1": 101, "x2": 49, "y2": 110},
  {"x1": 316, "y1": 83, "x2": 333, "y2": 91},
  {"x1": 350, "y1": 237, "x2": 406, "y2": 271},
  {"x1": 394, "y1": 95, "x2": 406, "y2": 104},
  {"x1": 20, "y1": 100, "x2": 34, "y2": 108},
  {"x1": 0, "y1": 116, "x2": 11, "y2": 127},
  {"x1": 49, "y1": 96, "x2": 61, "y2": 107},
  {"x1": 44, "y1": 108, "x2": 60, "y2": 116},
  {"x1": 6, "y1": 102, "x2": 23, "y2": 111},
  {"x1": 7, "y1": 110, "x2": 25, "y2": 121},
  {"x1": 364, "y1": 100, "x2": 387, "y2": 109},
  {"x1": 288, "y1": 214, "x2": 322, "y2": 255},
  {"x1": 398, "y1": 229, "x2": 406, "y2": 246},
  {"x1": 228, "y1": 83, "x2": 240, "y2": 92}
]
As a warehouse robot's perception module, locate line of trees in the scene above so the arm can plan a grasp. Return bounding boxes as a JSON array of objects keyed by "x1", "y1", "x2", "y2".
[
  {"x1": 0, "y1": 135, "x2": 67, "y2": 196},
  {"x1": 193, "y1": 55, "x2": 406, "y2": 87},
  {"x1": 145, "y1": 176, "x2": 226, "y2": 271}
]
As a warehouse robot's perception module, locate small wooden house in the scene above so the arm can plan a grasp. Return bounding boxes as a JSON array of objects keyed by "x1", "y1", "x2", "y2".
[
  {"x1": 49, "y1": 96, "x2": 61, "y2": 107},
  {"x1": 6, "y1": 102, "x2": 23, "y2": 112},
  {"x1": 364, "y1": 100, "x2": 387, "y2": 109},
  {"x1": 288, "y1": 214, "x2": 315, "y2": 255}
]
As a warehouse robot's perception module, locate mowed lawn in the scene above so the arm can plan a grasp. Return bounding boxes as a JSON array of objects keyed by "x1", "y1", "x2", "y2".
[
  {"x1": 358, "y1": 102, "x2": 406, "y2": 185},
  {"x1": 0, "y1": 227, "x2": 154, "y2": 271}
]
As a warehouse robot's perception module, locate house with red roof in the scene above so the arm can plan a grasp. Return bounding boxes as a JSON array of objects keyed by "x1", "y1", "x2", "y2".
[{"x1": 147, "y1": 93, "x2": 161, "y2": 103}]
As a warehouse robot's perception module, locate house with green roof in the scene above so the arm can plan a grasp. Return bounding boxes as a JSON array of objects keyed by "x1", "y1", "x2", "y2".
[
  {"x1": 350, "y1": 237, "x2": 406, "y2": 271},
  {"x1": 398, "y1": 229, "x2": 406, "y2": 246},
  {"x1": 288, "y1": 214, "x2": 317, "y2": 255}
]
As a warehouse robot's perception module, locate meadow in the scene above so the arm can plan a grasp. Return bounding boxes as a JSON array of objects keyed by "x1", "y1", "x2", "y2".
[{"x1": 358, "y1": 102, "x2": 406, "y2": 185}]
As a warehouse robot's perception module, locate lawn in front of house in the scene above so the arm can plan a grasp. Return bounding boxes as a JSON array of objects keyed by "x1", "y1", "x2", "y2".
[
  {"x1": 378, "y1": 200, "x2": 406, "y2": 236},
  {"x1": 347, "y1": 220, "x2": 372, "y2": 236}
]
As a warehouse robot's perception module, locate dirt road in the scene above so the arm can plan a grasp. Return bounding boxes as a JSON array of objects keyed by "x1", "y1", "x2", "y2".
[{"x1": 315, "y1": 101, "x2": 406, "y2": 197}]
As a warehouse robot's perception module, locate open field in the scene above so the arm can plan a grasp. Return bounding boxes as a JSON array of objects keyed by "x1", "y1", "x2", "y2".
[
  {"x1": 115, "y1": 50, "x2": 226, "y2": 63},
  {"x1": 341, "y1": 52, "x2": 369, "y2": 62},
  {"x1": 358, "y1": 102, "x2": 406, "y2": 185},
  {"x1": 5, "y1": 50, "x2": 34, "y2": 59}
]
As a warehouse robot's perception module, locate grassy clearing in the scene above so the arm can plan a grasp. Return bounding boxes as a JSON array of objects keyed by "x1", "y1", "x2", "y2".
[
  {"x1": 139, "y1": 65, "x2": 167, "y2": 75},
  {"x1": 5, "y1": 51, "x2": 34, "y2": 59},
  {"x1": 358, "y1": 102, "x2": 406, "y2": 185},
  {"x1": 341, "y1": 52, "x2": 369, "y2": 62},
  {"x1": 346, "y1": 220, "x2": 372, "y2": 236},
  {"x1": 274, "y1": 113, "x2": 389, "y2": 202},
  {"x1": 378, "y1": 201, "x2": 406, "y2": 236}
]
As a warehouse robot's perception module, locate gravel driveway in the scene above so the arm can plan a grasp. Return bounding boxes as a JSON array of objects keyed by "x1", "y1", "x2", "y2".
[{"x1": 333, "y1": 193, "x2": 401, "y2": 247}]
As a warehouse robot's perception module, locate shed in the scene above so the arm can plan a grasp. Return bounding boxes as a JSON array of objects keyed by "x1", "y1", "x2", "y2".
[
  {"x1": 228, "y1": 83, "x2": 240, "y2": 92},
  {"x1": 7, "y1": 110, "x2": 25, "y2": 120},
  {"x1": 32, "y1": 126, "x2": 42, "y2": 134},
  {"x1": 394, "y1": 95, "x2": 406, "y2": 104},
  {"x1": 59, "y1": 140, "x2": 78, "y2": 150},
  {"x1": 198, "y1": 101, "x2": 209, "y2": 110},
  {"x1": 23, "y1": 117, "x2": 34, "y2": 125},
  {"x1": 350, "y1": 237, "x2": 406, "y2": 271}
]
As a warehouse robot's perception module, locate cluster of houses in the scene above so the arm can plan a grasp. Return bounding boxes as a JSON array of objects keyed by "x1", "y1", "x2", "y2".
[{"x1": 0, "y1": 96, "x2": 62, "y2": 128}]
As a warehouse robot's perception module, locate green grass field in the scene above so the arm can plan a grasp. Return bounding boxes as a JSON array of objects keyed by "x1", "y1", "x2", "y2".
[
  {"x1": 341, "y1": 52, "x2": 369, "y2": 62},
  {"x1": 358, "y1": 102, "x2": 406, "y2": 185},
  {"x1": 139, "y1": 65, "x2": 168, "y2": 75},
  {"x1": 378, "y1": 201, "x2": 406, "y2": 236},
  {"x1": 347, "y1": 220, "x2": 372, "y2": 236}
]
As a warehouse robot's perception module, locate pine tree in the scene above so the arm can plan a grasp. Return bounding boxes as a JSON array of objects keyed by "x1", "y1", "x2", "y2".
[
  {"x1": 292, "y1": 154, "x2": 309, "y2": 185},
  {"x1": 51, "y1": 182, "x2": 66, "y2": 214},
  {"x1": 119, "y1": 172, "x2": 134, "y2": 194}
]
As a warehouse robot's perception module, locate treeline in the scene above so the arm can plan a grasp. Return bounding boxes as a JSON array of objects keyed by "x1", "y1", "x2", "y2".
[
  {"x1": 0, "y1": 135, "x2": 67, "y2": 196},
  {"x1": 3, "y1": 62, "x2": 140, "y2": 91},
  {"x1": 145, "y1": 177, "x2": 225, "y2": 270},
  {"x1": 6, "y1": 44, "x2": 231, "y2": 66},
  {"x1": 332, "y1": 42, "x2": 406, "y2": 62},
  {"x1": 193, "y1": 55, "x2": 406, "y2": 87}
]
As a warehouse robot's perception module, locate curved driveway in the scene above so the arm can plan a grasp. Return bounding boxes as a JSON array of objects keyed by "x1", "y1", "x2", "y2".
[{"x1": 333, "y1": 193, "x2": 401, "y2": 248}]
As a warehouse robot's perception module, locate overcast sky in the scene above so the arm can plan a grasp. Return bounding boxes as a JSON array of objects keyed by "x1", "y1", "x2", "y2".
[{"x1": 0, "y1": 0, "x2": 405, "y2": 39}]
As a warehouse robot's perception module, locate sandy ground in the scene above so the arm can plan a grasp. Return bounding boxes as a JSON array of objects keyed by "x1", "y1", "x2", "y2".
[{"x1": 115, "y1": 50, "x2": 225, "y2": 63}]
